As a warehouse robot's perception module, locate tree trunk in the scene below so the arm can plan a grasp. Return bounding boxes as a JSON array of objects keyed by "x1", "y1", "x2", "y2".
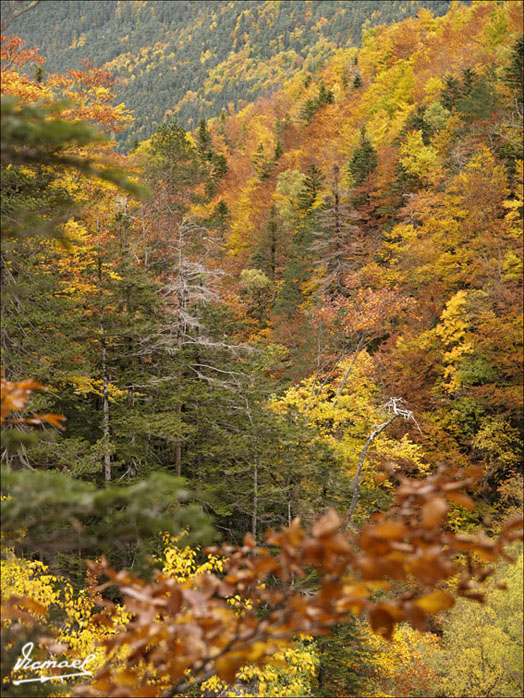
[
  {"x1": 101, "y1": 337, "x2": 111, "y2": 482},
  {"x1": 175, "y1": 401, "x2": 182, "y2": 477},
  {"x1": 252, "y1": 457, "x2": 258, "y2": 542},
  {"x1": 97, "y1": 213, "x2": 111, "y2": 482},
  {"x1": 345, "y1": 413, "x2": 400, "y2": 525}
]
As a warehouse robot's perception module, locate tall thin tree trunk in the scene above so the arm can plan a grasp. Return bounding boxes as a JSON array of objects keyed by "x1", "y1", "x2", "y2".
[
  {"x1": 346, "y1": 413, "x2": 400, "y2": 525},
  {"x1": 97, "y1": 212, "x2": 111, "y2": 482},
  {"x1": 174, "y1": 223, "x2": 185, "y2": 477},
  {"x1": 101, "y1": 336, "x2": 111, "y2": 482},
  {"x1": 252, "y1": 457, "x2": 258, "y2": 541},
  {"x1": 333, "y1": 332, "x2": 367, "y2": 407},
  {"x1": 175, "y1": 400, "x2": 182, "y2": 477}
]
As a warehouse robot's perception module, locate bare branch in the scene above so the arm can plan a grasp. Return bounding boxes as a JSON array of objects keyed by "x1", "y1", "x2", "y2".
[
  {"x1": 345, "y1": 397, "x2": 421, "y2": 525},
  {"x1": 1, "y1": 0, "x2": 40, "y2": 33}
]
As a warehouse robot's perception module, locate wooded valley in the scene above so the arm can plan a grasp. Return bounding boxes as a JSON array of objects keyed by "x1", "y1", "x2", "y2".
[{"x1": 1, "y1": 1, "x2": 523, "y2": 696}]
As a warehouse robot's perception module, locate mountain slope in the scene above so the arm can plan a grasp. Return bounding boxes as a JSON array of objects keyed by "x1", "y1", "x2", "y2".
[{"x1": 10, "y1": 0, "x2": 453, "y2": 148}]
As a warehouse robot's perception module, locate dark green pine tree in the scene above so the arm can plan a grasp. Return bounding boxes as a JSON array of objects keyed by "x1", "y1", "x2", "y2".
[
  {"x1": 441, "y1": 73, "x2": 463, "y2": 111},
  {"x1": 318, "y1": 80, "x2": 334, "y2": 105},
  {"x1": 205, "y1": 199, "x2": 231, "y2": 249},
  {"x1": 300, "y1": 97, "x2": 319, "y2": 125},
  {"x1": 461, "y1": 66, "x2": 477, "y2": 96},
  {"x1": 193, "y1": 117, "x2": 228, "y2": 196},
  {"x1": 348, "y1": 126, "x2": 378, "y2": 186},
  {"x1": 298, "y1": 164, "x2": 325, "y2": 213},
  {"x1": 148, "y1": 119, "x2": 201, "y2": 221},
  {"x1": 210, "y1": 151, "x2": 227, "y2": 179},
  {"x1": 196, "y1": 117, "x2": 213, "y2": 161},
  {"x1": 275, "y1": 165, "x2": 324, "y2": 317},
  {"x1": 456, "y1": 73, "x2": 499, "y2": 121},
  {"x1": 316, "y1": 620, "x2": 375, "y2": 698},
  {"x1": 251, "y1": 143, "x2": 274, "y2": 180},
  {"x1": 405, "y1": 105, "x2": 432, "y2": 145},
  {"x1": 504, "y1": 34, "x2": 523, "y2": 108},
  {"x1": 352, "y1": 73, "x2": 363, "y2": 89}
]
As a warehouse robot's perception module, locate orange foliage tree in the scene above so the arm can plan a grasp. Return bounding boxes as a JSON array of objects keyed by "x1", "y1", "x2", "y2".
[{"x1": 69, "y1": 467, "x2": 523, "y2": 697}]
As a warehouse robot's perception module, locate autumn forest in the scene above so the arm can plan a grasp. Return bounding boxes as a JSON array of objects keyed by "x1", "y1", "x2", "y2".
[{"x1": 1, "y1": 1, "x2": 523, "y2": 697}]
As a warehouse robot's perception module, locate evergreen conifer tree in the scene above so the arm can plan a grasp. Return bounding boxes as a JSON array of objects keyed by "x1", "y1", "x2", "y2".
[
  {"x1": 348, "y1": 126, "x2": 378, "y2": 186},
  {"x1": 504, "y1": 35, "x2": 523, "y2": 108}
]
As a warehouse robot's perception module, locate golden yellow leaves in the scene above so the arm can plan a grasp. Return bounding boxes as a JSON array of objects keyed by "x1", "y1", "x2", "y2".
[
  {"x1": 399, "y1": 130, "x2": 442, "y2": 186},
  {"x1": 160, "y1": 531, "x2": 225, "y2": 583},
  {"x1": 65, "y1": 376, "x2": 127, "y2": 403}
]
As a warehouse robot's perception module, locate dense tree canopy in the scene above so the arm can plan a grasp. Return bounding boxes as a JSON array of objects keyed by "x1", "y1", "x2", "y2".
[
  {"x1": 1, "y1": 1, "x2": 522, "y2": 696},
  {"x1": 9, "y1": 0, "x2": 455, "y2": 148}
]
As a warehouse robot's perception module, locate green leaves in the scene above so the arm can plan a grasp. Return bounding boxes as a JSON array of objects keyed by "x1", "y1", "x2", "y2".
[
  {"x1": 1, "y1": 467, "x2": 215, "y2": 555},
  {"x1": 1, "y1": 96, "x2": 149, "y2": 226}
]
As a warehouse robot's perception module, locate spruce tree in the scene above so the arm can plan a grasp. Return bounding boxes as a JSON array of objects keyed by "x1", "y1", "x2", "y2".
[
  {"x1": 312, "y1": 166, "x2": 361, "y2": 297},
  {"x1": 299, "y1": 164, "x2": 325, "y2": 213},
  {"x1": 441, "y1": 73, "x2": 462, "y2": 111},
  {"x1": 504, "y1": 35, "x2": 523, "y2": 108},
  {"x1": 196, "y1": 117, "x2": 213, "y2": 161},
  {"x1": 348, "y1": 126, "x2": 378, "y2": 186}
]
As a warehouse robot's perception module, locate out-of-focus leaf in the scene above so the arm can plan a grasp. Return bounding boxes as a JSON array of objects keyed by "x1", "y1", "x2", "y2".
[
  {"x1": 421, "y1": 497, "x2": 448, "y2": 527},
  {"x1": 415, "y1": 590, "x2": 454, "y2": 614}
]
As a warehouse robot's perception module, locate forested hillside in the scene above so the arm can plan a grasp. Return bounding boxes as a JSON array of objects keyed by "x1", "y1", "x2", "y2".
[
  {"x1": 10, "y1": 0, "x2": 453, "y2": 148},
  {"x1": 1, "y1": 1, "x2": 523, "y2": 697}
]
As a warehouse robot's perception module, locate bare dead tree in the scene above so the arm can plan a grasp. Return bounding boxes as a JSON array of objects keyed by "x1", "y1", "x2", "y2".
[
  {"x1": 345, "y1": 397, "x2": 422, "y2": 526},
  {"x1": 311, "y1": 166, "x2": 363, "y2": 297}
]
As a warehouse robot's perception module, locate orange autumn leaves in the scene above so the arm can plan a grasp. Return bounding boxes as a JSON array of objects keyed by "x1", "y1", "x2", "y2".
[
  {"x1": 71, "y1": 465, "x2": 522, "y2": 697},
  {"x1": 0, "y1": 374, "x2": 65, "y2": 430}
]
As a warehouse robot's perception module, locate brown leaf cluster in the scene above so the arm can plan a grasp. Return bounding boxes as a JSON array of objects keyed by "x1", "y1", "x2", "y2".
[
  {"x1": 0, "y1": 375, "x2": 66, "y2": 429},
  {"x1": 72, "y1": 465, "x2": 522, "y2": 698}
]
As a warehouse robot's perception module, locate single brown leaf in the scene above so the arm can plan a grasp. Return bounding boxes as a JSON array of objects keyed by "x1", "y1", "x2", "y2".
[
  {"x1": 243, "y1": 532, "x2": 256, "y2": 548},
  {"x1": 414, "y1": 590, "x2": 454, "y2": 614},
  {"x1": 421, "y1": 497, "x2": 448, "y2": 527},
  {"x1": 167, "y1": 587, "x2": 183, "y2": 615},
  {"x1": 215, "y1": 653, "x2": 244, "y2": 683},
  {"x1": 445, "y1": 492, "x2": 474, "y2": 509},
  {"x1": 371, "y1": 520, "x2": 407, "y2": 540},
  {"x1": 312, "y1": 508, "x2": 341, "y2": 537},
  {"x1": 369, "y1": 606, "x2": 395, "y2": 640}
]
